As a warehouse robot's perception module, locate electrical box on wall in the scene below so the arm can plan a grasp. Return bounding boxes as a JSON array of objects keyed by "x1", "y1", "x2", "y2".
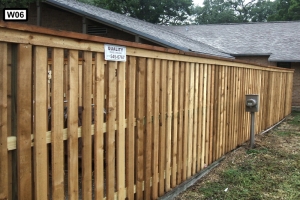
[{"x1": 245, "y1": 94, "x2": 259, "y2": 112}]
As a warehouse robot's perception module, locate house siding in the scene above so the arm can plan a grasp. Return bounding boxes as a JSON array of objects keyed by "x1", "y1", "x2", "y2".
[
  {"x1": 235, "y1": 56, "x2": 277, "y2": 66},
  {"x1": 292, "y1": 62, "x2": 300, "y2": 106},
  {"x1": 26, "y1": 3, "x2": 136, "y2": 42},
  {"x1": 27, "y1": 3, "x2": 82, "y2": 32}
]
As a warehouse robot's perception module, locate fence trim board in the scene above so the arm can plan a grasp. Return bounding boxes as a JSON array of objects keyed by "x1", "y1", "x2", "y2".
[{"x1": 0, "y1": 24, "x2": 295, "y2": 73}]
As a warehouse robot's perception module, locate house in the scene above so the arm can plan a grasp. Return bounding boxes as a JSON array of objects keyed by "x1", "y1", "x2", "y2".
[
  {"x1": 166, "y1": 22, "x2": 300, "y2": 106},
  {"x1": 3, "y1": 0, "x2": 300, "y2": 106},
  {"x1": 22, "y1": 0, "x2": 232, "y2": 59}
]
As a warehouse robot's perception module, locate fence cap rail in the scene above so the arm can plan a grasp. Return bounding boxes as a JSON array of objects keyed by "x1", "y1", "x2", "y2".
[{"x1": 0, "y1": 21, "x2": 294, "y2": 73}]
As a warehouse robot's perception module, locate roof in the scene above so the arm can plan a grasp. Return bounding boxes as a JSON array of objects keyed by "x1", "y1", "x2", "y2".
[
  {"x1": 44, "y1": 0, "x2": 233, "y2": 59},
  {"x1": 166, "y1": 22, "x2": 300, "y2": 62}
]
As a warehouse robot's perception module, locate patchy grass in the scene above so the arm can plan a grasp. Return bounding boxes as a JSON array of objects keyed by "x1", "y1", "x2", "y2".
[{"x1": 175, "y1": 112, "x2": 300, "y2": 200}]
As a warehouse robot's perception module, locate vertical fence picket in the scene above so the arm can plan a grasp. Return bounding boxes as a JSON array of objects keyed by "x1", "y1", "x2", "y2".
[
  {"x1": 136, "y1": 58, "x2": 146, "y2": 199},
  {"x1": 165, "y1": 61, "x2": 173, "y2": 191},
  {"x1": 106, "y1": 61, "x2": 117, "y2": 200},
  {"x1": 213, "y1": 65, "x2": 219, "y2": 162},
  {"x1": 125, "y1": 56, "x2": 136, "y2": 200},
  {"x1": 0, "y1": 42, "x2": 8, "y2": 200},
  {"x1": 68, "y1": 50, "x2": 79, "y2": 200},
  {"x1": 201, "y1": 64, "x2": 207, "y2": 169},
  {"x1": 17, "y1": 44, "x2": 33, "y2": 200},
  {"x1": 220, "y1": 67, "x2": 225, "y2": 157},
  {"x1": 171, "y1": 61, "x2": 179, "y2": 187},
  {"x1": 117, "y1": 61, "x2": 126, "y2": 200},
  {"x1": 152, "y1": 59, "x2": 160, "y2": 199},
  {"x1": 33, "y1": 46, "x2": 48, "y2": 200},
  {"x1": 183, "y1": 62, "x2": 190, "y2": 178},
  {"x1": 51, "y1": 48, "x2": 64, "y2": 199},
  {"x1": 187, "y1": 63, "x2": 194, "y2": 178},
  {"x1": 228, "y1": 67, "x2": 234, "y2": 151},
  {"x1": 159, "y1": 60, "x2": 167, "y2": 196},
  {"x1": 176, "y1": 62, "x2": 185, "y2": 184},
  {"x1": 82, "y1": 51, "x2": 93, "y2": 199},
  {"x1": 209, "y1": 65, "x2": 215, "y2": 164},
  {"x1": 6, "y1": 43, "x2": 13, "y2": 200},
  {"x1": 144, "y1": 58, "x2": 153, "y2": 199},
  {"x1": 192, "y1": 64, "x2": 199, "y2": 174},
  {"x1": 205, "y1": 66, "x2": 211, "y2": 165},
  {"x1": 197, "y1": 64, "x2": 204, "y2": 170}
]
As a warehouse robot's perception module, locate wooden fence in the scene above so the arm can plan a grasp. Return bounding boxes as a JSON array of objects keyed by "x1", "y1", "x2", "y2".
[{"x1": 0, "y1": 22, "x2": 294, "y2": 200}]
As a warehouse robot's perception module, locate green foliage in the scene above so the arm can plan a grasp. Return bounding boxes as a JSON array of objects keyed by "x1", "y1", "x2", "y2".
[
  {"x1": 249, "y1": 0, "x2": 277, "y2": 22},
  {"x1": 246, "y1": 147, "x2": 269, "y2": 154},
  {"x1": 193, "y1": 0, "x2": 278, "y2": 24},
  {"x1": 193, "y1": 0, "x2": 238, "y2": 24},
  {"x1": 80, "y1": 0, "x2": 299, "y2": 24},
  {"x1": 268, "y1": 0, "x2": 300, "y2": 20},
  {"x1": 91, "y1": 0, "x2": 193, "y2": 25},
  {"x1": 196, "y1": 148, "x2": 300, "y2": 199},
  {"x1": 0, "y1": 0, "x2": 35, "y2": 9}
]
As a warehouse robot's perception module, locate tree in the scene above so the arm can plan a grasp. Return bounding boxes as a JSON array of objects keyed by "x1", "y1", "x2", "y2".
[
  {"x1": 229, "y1": 0, "x2": 256, "y2": 22},
  {"x1": 249, "y1": 0, "x2": 277, "y2": 22},
  {"x1": 193, "y1": 0, "x2": 278, "y2": 24},
  {"x1": 193, "y1": 0, "x2": 238, "y2": 24},
  {"x1": 92, "y1": 0, "x2": 193, "y2": 25},
  {"x1": 288, "y1": 0, "x2": 300, "y2": 20},
  {"x1": 268, "y1": 0, "x2": 293, "y2": 20},
  {"x1": 0, "y1": 0, "x2": 35, "y2": 9}
]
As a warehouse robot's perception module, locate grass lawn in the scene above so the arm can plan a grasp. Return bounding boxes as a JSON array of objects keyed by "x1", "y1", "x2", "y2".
[{"x1": 175, "y1": 111, "x2": 300, "y2": 200}]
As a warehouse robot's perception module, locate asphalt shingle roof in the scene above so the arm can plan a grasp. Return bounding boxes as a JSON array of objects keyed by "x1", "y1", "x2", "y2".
[
  {"x1": 166, "y1": 22, "x2": 300, "y2": 62},
  {"x1": 45, "y1": 0, "x2": 233, "y2": 58}
]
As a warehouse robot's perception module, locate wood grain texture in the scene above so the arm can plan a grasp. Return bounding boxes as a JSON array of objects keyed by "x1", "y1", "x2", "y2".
[
  {"x1": 152, "y1": 59, "x2": 160, "y2": 199},
  {"x1": 0, "y1": 42, "x2": 8, "y2": 200},
  {"x1": 177, "y1": 62, "x2": 185, "y2": 184},
  {"x1": 33, "y1": 46, "x2": 48, "y2": 200},
  {"x1": 125, "y1": 56, "x2": 136, "y2": 200},
  {"x1": 159, "y1": 60, "x2": 167, "y2": 196},
  {"x1": 144, "y1": 58, "x2": 153, "y2": 199},
  {"x1": 187, "y1": 63, "x2": 194, "y2": 178},
  {"x1": 94, "y1": 53, "x2": 105, "y2": 200},
  {"x1": 51, "y1": 48, "x2": 64, "y2": 199},
  {"x1": 171, "y1": 61, "x2": 179, "y2": 188},
  {"x1": 197, "y1": 64, "x2": 204, "y2": 171},
  {"x1": 67, "y1": 50, "x2": 79, "y2": 200},
  {"x1": 106, "y1": 61, "x2": 117, "y2": 200},
  {"x1": 17, "y1": 44, "x2": 33, "y2": 200},
  {"x1": 165, "y1": 61, "x2": 173, "y2": 191},
  {"x1": 201, "y1": 64, "x2": 207, "y2": 169},
  {"x1": 117, "y1": 61, "x2": 126, "y2": 199},
  {"x1": 182, "y1": 62, "x2": 190, "y2": 180},
  {"x1": 136, "y1": 58, "x2": 146, "y2": 199},
  {"x1": 192, "y1": 64, "x2": 199, "y2": 174},
  {"x1": 209, "y1": 65, "x2": 215, "y2": 164}
]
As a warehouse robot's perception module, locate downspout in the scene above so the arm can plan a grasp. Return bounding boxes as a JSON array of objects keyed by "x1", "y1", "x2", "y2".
[
  {"x1": 135, "y1": 35, "x2": 140, "y2": 43},
  {"x1": 37, "y1": 0, "x2": 41, "y2": 26},
  {"x1": 82, "y1": 17, "x2": 86, "y2": 34}
]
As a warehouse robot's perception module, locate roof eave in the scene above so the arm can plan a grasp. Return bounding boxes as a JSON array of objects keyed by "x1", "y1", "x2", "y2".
[
  {"x1": 44, "y1": 0, "x2": 194, "y2": 52},
  {"x1": 231, "y1": 53, "x2": 272, "y2": 57},
  {"x1": 269, "y1": 59, "x2": 300, "y2": 63}
]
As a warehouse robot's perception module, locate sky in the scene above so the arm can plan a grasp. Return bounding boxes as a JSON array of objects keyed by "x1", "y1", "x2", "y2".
[{"x1": 193, "y1": 0, "x2": 204, "y2": 6}]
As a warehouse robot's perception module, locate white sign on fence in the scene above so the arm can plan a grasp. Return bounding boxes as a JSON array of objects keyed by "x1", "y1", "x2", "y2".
[{"x1": 104, "y1": 44, "x2": 126, "y2": 62}]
